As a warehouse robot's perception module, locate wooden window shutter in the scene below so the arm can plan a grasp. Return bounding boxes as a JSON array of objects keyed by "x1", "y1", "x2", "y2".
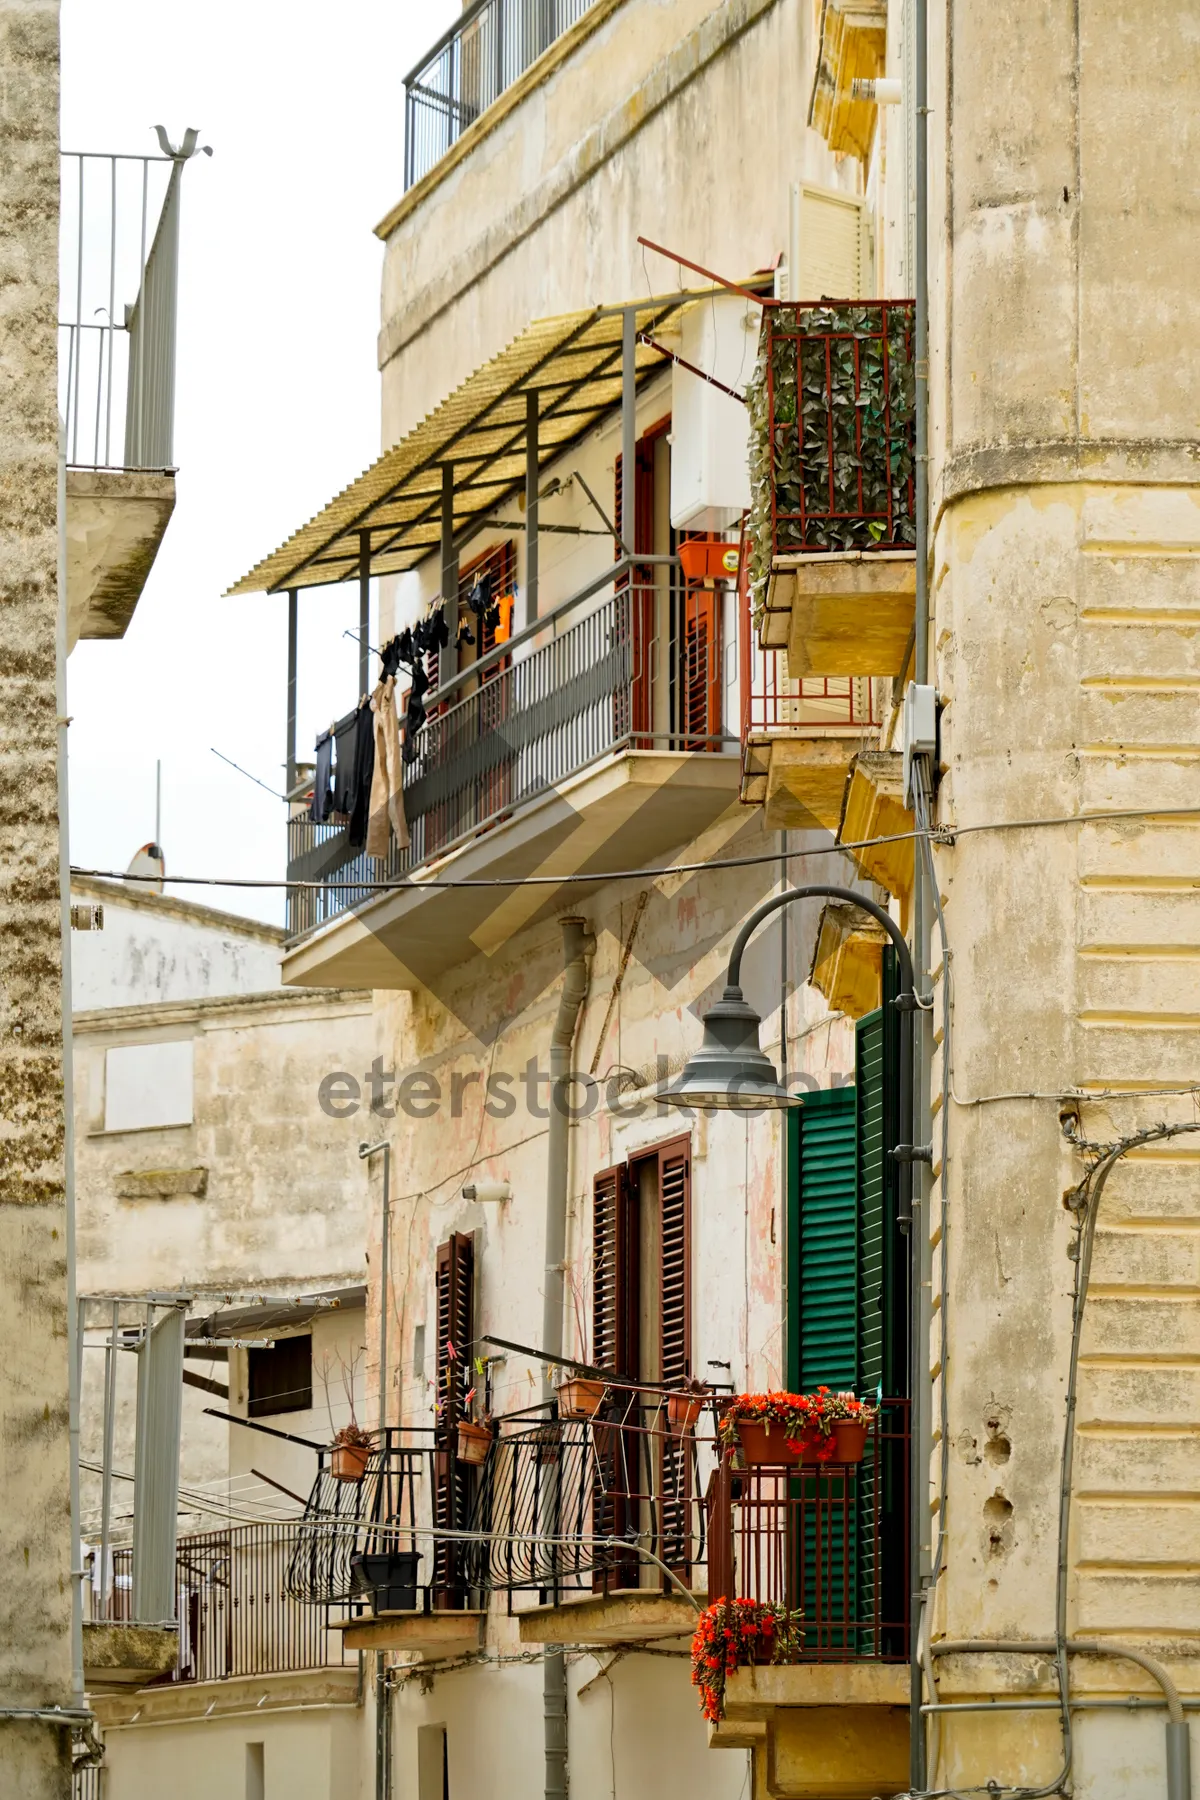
[
  {"x1": 855, "y1": 947, "x2": 906, "y2": 1397},
  {"x1": 795, "y1": 183, "x2": 865, "y2": 300},
  {"x1": 592, "y1": 1165, "x2": 635, "y2": 1377},
  {"x1": 433, "y1": 1231, "x2": 475, "y2": 1604},
  {"x1": 785, "y1": 1088, "x2": 857, "y2": 1391},
  {"x1": 682, "y1": 582, "x2": 721, "y2": 749},
  {"x1": 657, "y1": 1139, "x2": 691, "y2": 1389}
]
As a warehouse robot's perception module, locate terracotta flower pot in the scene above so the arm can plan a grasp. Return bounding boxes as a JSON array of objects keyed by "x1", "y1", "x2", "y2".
[
  {"x1": 456, "y1": 1420, "x2": 493, "y2": 1465},
  {"x1": 667, "y1": 1391, "x2": 706, "y2": 1432},
  {"x1": 330, "y1": 1439, "x2": 371, "y2": 1482},
  {"x1": 736, "y1": 1421, "x2": 816, "y2": 1466},
  {"x1": 832, "y1": 1419, "x2": 868, "y2": 1464},
  {"x1": 557, "y1": 1377, "x2": 606, "y2": 1420}
]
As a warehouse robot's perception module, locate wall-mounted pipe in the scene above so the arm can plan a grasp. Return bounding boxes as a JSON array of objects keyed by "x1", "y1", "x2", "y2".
[{"x1": 542, "y1": 916, "x2": 593, "y2": 1800}]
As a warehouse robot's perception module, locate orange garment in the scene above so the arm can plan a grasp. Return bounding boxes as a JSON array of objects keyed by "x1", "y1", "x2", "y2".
[{"x1": 366, "y1": 676, "x2": 409, "y2": 858}]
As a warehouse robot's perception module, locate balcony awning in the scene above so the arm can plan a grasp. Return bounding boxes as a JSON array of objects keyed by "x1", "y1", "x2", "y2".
[
  {"x1": 226, "y1": 290, "x2": 705, "y2": 597},
  {"x1": 185, "y1": 1284, "x2": 366, "y2": 1340}
]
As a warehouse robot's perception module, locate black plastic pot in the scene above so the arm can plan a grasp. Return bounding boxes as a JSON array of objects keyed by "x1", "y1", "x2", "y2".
[{"x1": 350, "y1": 1549, "x2": 422, "y2": 1614}]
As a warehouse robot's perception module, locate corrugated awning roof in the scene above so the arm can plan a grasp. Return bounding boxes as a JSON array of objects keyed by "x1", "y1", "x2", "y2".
[
  {"x1": 225, "y1": 291, "x2": 709, "y2": 597},
  {"x1": 185, "y1": 1284, "x2": 366, "y2": 1340}
]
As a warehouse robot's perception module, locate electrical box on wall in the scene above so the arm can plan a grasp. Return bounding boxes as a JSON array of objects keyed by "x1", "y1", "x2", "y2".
[{"x1": 669, "y1": 293, "x2": 755, "y2": 533}]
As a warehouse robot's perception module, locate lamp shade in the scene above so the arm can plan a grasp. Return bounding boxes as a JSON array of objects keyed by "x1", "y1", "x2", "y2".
[{"x1": 659, "y1": 986, "x2": 797, "y2": 1110}]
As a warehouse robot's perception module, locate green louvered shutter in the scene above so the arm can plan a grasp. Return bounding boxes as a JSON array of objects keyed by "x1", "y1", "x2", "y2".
[
  {"x1": 787, "y1": 1087, "x2": 858, "y2": 1390},
  {"x1": 785, "y1": 1087, "x2": 857, "y2": 1649},
  {"x1": 854, "y1": 949, "x2": 907, "y2": 1654}
]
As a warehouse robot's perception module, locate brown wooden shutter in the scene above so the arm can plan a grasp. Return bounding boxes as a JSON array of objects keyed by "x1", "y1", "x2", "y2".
[
  {"x1": 592, "y1": 1164, "x2": 635, "y2": 1378},
  {"x1": 433, "y1": 1232, "x2": 475, "y2": 1604},
  {"x1": 682, "y1": 581, "x2": 721, "y2": 750},
  {"x1": 656, "y1": 1137, "x2": 693, "y2": 1576},
  {"x1": 657, "y1": 1138, "x2": 691, "y2": 1389}
]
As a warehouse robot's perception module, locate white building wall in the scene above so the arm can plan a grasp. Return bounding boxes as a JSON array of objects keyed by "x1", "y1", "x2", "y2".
[{"x1": 71, "y1": 878, "x2": 285, "y2": 1010}]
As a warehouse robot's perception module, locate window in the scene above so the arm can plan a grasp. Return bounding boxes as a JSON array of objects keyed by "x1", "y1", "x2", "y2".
[
  {"x1": 247, "y1": 1334, "x2": 312, "y2": 1418},
  {"x1": 245, "y1": 1743, "x2": 264, "y2": 1800},
  {"x1": 417, "y1": 1725, "x2": 449, "y2": 1800},
  {"x1": 104, "y1": 1040, "x2": 193, "y2": 1132}
]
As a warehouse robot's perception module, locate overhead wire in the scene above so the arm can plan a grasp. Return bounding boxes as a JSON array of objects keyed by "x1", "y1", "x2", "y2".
[{"x1": 71, "y1": 800, "x2": 1200, "y2": 894}]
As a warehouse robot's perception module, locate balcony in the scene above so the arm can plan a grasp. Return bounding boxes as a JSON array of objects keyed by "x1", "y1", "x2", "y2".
[
  {"x1": 60, "y1": 135, "x2": 204, "y2": 649},
  {"x1": 470, "y1": 1390, "x2": 713, "y2": 1645},
  {"x1": 403, "y1": 0, "x2": 601, "y2": 191},
  {"x1": 282, "y1": 571, "x2": 739, "y2": 989},
  {"x1": 748, "y1": 301, "x2": 915, "y2": 680},
  {"x1": 740, "y1": 567, "x2": 881, "y2": 831},
  {"x1": 705, "y1": 1401, "x2": 910, "y2": 1800}
]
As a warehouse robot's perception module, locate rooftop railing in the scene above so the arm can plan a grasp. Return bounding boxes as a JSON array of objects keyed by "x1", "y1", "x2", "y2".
[
  {"x1": 59, "y1": 132, "x2": 205, "y2": 471},
  {"x1": 404, "y1": 0, "x2": 599, "y2": 190}
]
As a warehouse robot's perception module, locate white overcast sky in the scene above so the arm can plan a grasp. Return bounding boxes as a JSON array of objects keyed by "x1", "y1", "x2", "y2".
[{"x1": 62, "y1": 0, "x2": 458, "y2": 924}]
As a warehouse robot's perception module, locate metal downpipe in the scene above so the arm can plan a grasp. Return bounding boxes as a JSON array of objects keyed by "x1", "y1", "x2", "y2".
[{"x1": 542, "y1": 916, "x2": 593, "y2": 1800}]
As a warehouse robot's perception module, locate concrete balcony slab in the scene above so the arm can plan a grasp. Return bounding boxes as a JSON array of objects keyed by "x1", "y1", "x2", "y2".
[
  {"x1": 282, "y1": 749, "x2": 741, "y2": 991},
  {"x1": 65, "y1": 470, "x2": 175, "y2": 650},
  {"x1": 335, "y1": 1610, "x2": 485, "y2": 1658},
  {"x1": 759, "y1": 551, "x2": 915, "y2": 678},
  {"x1": 761, "y1": 733, "x2": 867, "y2": 833},
  {"x1": 715, "y1": 1665, "x2": 910, "y2": 1800},
  {"x1": 810, "y1": 901, "x2": 891, "y2": 1020},
  {"x1": 92, "y1": 1665, "x2": 359, "y2": 1729},
  {"x1": 838, "y1": 750, "x2": 913, "y2": 907},
  {"x1": 83, "y1": 1621, "x2": 179, "y2": 1690},
  {"x1": 516, "y1": 1588, "x2": 703, "y2": 1646}
]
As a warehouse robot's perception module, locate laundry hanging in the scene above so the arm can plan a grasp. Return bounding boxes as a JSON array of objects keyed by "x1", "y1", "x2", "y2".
[
  {"x1": 310, "y1": 728, "x2": 334, "y2": 823},
  {"x1": 366, "y1": 676, "x2": 409, "y2": 858}
]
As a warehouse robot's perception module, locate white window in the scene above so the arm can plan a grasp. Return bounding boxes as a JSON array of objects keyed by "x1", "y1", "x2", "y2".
[{"x1": 104, "y1": 1041, "x2": 194, "y2": 1132}]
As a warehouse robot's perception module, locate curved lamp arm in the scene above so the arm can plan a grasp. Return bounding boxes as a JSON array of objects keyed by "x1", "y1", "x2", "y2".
[{"x1": 726, "y1": 883, "x2": 915, "y2": 1002}]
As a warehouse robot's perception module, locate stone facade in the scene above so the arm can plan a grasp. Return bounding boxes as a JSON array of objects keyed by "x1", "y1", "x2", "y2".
[{"x1": 0, "y1": 1, "x2": 73, "y2": 1793}]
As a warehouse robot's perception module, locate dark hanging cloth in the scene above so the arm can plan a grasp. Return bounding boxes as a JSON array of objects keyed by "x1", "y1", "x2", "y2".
[
  {"x1": 331, "y1": 709, "x2": 360, "y2": 818},
  {"x1": 310, "y1": 729, "x2": 334, "y2": 823},
  {"x1": 379, "y1": 636, "x2": 403, "y2": 680},
  {"x1": 346, "y1": 699, "x2": 376, "y2": 851},
  {"x1": 402, "y1": 662, "x2": 431, "y2": 764}
]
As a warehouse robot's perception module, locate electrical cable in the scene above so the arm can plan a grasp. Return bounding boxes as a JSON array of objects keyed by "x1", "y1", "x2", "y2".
[{"x1": 68, "y1": 800, "x2": 1200, "y2": 894}]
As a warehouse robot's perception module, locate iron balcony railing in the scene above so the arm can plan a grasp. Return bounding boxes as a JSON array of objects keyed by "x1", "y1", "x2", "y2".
[
  {"x1": 467, "y1": 1392, "x2": 715, "y2": 1603},
  {"x1": 707, "y1": 1399, "x2": 910, "y2": 1661},
  {"x1": 751, "y1": 300, "x2": 916, "y2": 560},
  {"x1": 286, "y1": 569, "x2": 729, "y2": 939},
  {"x1": 404, "y1": 0, "x2": 598, "y2": 190},
  {"x1": 286, "y1": 1434, "x2": 443, "y2": 1609},
  {"x1": 104, "y1": 1524, "x2": 356, "y2": 1682},
  {"x1": 59, "y1": 134, "x2": 203, "y2": 471}
]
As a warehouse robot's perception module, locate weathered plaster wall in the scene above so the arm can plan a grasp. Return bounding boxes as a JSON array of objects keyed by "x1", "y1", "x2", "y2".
[
  {"x1": 70, "y1": 879, "x2": 285, "y2": 1011},
  {"x1": 73, "y1": 986, "x2": 376, "y2": 1524},
  {"x1": 926, "y1": 0, "x2": 1200, "y2": 1788},
  {"x1": 0, "y1": 0, "x2": 73, "y2": 1791},
  {"x1": 377, "y1": 0, "x2": 858, "y2": 444}
]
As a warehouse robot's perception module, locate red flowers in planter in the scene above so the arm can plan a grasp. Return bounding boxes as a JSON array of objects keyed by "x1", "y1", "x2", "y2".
[
  {"x1": 691, "y1": 1597, "x2": 804, "y2": 1722},
  {"x1": 717, "y1": 1389, "x2": 877, "y2": 1463}
]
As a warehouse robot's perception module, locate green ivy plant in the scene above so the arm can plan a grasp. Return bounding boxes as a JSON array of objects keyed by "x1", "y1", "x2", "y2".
[{"x1": 746, "y1": 302, "x2": 915, "y2": 623}]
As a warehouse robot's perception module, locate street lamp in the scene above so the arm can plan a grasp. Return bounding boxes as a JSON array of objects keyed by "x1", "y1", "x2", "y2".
[{"x1": 660, "y1": 885, "x2": 920, "y2": 1220}]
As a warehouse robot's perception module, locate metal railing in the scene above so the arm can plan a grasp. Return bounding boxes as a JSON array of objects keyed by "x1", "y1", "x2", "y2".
[
  {"x1": 59, "y1": 134, "x2": 202, "y2": 471},
  {"x1": 707, "y1": 1399, "x2": 910, "y2": 1661},
  {"x1": 286, "y1": 1434, "x2": 440, "y2": 1608},
  {"x1": 404, "y1": 0, "x2": 599, "y2": 189},
  {"x1": 167, "y1": 1525, "x2": 356, "y2": 1682},
  {"x1": 287, "y1": 571, "x2": 727, "y2": 938},
  {"x1": 467, "y1": 1393, "x2": 715, "y2": 1602},
  {"x1": 757, "y1": 300, "x2": 915, "y2": 556}
]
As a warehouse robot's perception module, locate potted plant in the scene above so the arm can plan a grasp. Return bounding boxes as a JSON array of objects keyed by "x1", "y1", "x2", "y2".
[
  {"x1": 690, "y1": 1597, "x2": 804, "y2": 1723},
  {"x1": 666, "y1": 1377, "x2": 712, "y2": 1433},
  {"x1": 556, "y1": 1372, "x2": 607, "y2": 1420},
  {"x1": 824, "y1": 1392, "x2": 877, "y2": 1464},
  {"x1": 456, "y1": 1417, "x2": 494, "y2": 1464},
  {"x1": 321, "y1": 1350, "x2": 374, "y2": 1481},
  {"x1": 330, "y1": 1421, "x2": 374, "y2": 1482},
  {"x1": 718, "y1": 1391, "x2": 830, "y2": 1465}
]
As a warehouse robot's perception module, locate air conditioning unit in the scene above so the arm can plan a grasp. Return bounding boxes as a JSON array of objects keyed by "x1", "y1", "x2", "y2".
[{"x1": 669, "y1": 293, "x2": 755, "y2": 534}]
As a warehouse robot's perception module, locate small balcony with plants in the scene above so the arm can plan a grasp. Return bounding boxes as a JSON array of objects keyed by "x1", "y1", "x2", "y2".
[{"x1": 746, "y1": 299, "x2": 915, "y2": 686}]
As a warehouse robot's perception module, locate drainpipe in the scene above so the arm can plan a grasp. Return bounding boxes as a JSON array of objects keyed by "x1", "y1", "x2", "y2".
[
  {"x1": 542, "y1": 916, "x2": 593, "y2": 1800},
  {"x1": 909, "y1": 0, "x2": 931, "y2": 1782}
]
